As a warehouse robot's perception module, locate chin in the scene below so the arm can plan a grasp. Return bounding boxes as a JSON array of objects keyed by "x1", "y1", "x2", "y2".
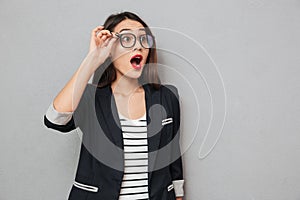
[
  {"x1": 123, "y1": 70, "x2": 143, "y2": 79},
  {"x1": 116, "y1": 64, "x2": 145, "y2": 80}
]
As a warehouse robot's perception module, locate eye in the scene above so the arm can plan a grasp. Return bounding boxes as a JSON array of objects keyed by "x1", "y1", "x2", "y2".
[
  {"x1": 140, "y1": 35, "x2": 147, "y2": 42},
  {"x1": 140, "y1": 34, "x2": 154, "y2": 48},
  {"x1": 121, "y1": 35, "x2": 133, "y2": 43}
]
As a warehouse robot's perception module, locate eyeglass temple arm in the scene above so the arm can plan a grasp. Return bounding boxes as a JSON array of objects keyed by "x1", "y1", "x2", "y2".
[{"x1": 113, "y1": 32, "x2": 120, "y2": 38}]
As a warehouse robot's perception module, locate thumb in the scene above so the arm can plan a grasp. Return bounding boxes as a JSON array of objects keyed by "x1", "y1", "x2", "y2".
[{"x1": 105, "y1": 37, "x2": 117, "y2": 49}]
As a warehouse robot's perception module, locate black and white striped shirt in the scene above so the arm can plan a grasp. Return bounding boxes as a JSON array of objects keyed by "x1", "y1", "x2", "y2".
[{"x1": 118, "y1": 112, "x2": 149, "y2": 200}]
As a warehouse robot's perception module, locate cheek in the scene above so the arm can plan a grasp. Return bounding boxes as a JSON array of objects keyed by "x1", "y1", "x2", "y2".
[
  {"x1": 111, "y1": 47, "x2": 131, "y2": 69},
  {"x1": 111, "y1": 44, "x2": 130, "y2": 63}
]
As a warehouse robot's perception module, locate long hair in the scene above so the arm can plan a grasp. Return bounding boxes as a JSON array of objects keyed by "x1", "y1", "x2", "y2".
[{"x1": 93, "y1": 11, "x2": 161, "y2": 90}]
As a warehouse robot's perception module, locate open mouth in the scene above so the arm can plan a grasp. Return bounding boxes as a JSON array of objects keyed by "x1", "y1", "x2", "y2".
[{"x1": 130, "y1": 54, "x2": 143, "y2": 70}]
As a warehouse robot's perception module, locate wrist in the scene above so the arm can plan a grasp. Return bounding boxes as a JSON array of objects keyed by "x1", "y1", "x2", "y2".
[{"x1": 85, "y1": 51, "x2": 104, "y2": 72}]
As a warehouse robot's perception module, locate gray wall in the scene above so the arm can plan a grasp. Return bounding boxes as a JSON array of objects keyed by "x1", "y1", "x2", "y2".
[{"x1": 1, "y1": 0, "x2": 300, "y2": 199}]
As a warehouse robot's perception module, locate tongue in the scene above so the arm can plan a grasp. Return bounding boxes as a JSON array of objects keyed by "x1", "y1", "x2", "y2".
[{"x1": 131, "y1": 60, "x2": 141, "y2": 69}]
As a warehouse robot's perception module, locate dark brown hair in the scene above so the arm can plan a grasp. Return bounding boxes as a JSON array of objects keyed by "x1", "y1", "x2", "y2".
[{"x1": 93, "y1": 11, "x2": 161, "y2": 90}]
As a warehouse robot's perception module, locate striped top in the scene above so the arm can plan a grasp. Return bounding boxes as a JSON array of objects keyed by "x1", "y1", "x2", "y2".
[{"x1": 118, "y1": 112, "x2": 149, "y2": 200}]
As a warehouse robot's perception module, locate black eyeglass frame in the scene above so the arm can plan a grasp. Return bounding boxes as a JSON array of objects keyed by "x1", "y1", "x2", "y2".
[{"x1": 114, "y1": 32, "x2": 155, "y2": 49}]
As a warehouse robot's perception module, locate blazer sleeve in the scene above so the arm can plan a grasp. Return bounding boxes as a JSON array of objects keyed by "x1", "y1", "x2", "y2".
[
  {"x1": 168, "y1": 85, "x2": 185, "y2": 197},
  {"x1": 43, "y1": 84, "x2": 92, "y2": 133},
  {"x1": 43, "y1": 101, "x2": 76, "y2": 133}
]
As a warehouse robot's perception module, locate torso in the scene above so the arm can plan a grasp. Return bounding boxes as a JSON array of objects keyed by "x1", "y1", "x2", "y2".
[{"x1": 114, "y1": 86, "x2": 149, "y2": 199}]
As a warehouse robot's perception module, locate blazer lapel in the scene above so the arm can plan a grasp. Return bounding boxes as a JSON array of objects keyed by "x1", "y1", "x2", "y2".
[
  {"x1": 143, "y1": 84, "x2": 163, "y2": 184},
  {"x1": 95, "y1": 85, "x2": 123, "y2": 149}
]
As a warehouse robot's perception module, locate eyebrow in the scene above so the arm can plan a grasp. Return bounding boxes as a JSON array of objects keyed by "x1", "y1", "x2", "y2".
[{"x1": 119, "y1": 28, "x2": 146, "y2": 33}]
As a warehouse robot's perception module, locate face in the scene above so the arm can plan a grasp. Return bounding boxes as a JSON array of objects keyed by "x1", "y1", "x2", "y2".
[{"x1": 110, "y1": 19, "x2": 150, "y2": 80}]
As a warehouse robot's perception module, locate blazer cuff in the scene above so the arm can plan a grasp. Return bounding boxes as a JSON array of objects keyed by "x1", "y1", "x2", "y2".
[
  {"x1": 172, "y1": 179, "x2": 184, "y2": 197},
  {"x1": 45, "y1": 101, "x2": 73, "y2": 125}
]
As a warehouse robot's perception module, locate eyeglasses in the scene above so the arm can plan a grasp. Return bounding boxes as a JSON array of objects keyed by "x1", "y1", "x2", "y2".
[{"x1": 115, "y1": 32, "x2": 154, "y2": 49}]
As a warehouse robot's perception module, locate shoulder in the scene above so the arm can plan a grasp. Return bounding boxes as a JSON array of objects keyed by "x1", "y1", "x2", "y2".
[
  {"x1": 159, "y1": 84, "x2": 181, "y2": 113},
  {"x1": 85, "y1": 83, "x2": 109, "y2": 96},
  {"x1": 159, "y1": 84, "x2": 179, "y2": 99}
]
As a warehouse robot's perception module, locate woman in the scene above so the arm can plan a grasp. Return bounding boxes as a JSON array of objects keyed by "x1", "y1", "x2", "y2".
[{"x1": 44, "y1": 11, "x2": 184, "y2": 200}]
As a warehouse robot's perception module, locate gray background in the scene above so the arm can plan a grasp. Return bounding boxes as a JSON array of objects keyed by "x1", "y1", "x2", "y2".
[{"x1": 1, "y1": 0, "x2": 300, "y2": 199}]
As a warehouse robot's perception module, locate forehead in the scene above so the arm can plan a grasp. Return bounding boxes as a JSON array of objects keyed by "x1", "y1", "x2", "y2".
[{"x1": 113, "y1": 19, "x2": 145, "y2": 33}]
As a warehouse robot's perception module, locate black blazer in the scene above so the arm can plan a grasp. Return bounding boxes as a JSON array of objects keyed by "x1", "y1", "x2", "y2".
[{"x1": 44, "y1": 83, "x2": 183, "y2": 200}]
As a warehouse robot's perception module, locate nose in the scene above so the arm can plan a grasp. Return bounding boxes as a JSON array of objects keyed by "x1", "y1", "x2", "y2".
[{"x1": 133, "y1": 38, "x2": 143, "y2": 51}]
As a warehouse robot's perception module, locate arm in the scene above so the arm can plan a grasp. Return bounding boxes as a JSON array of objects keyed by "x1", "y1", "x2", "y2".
[
  {"x1": 52, "y1": 27, "x2": 116, "y2": 113},
  {"x1": 169, "y1": 86, "x2": 185, "y2": 198},
  {"x1": 44, "y1": 52, "x2": 101, "y2": 132},
  {"x1": 44, "y1": 27, "x2": 116, "y2": 131}
]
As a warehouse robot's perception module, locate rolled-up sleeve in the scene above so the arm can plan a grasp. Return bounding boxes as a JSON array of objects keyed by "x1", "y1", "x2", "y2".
[
  {"x1": 43, "y1": 84, "x2": 94, "y2": 133},
  {"x1": 45, "y1": 101, "x2": 73, "y2": 125},
  {"x1": 44, "y1": 101, "x2": 76, "y2": 133},
  {"x1": 173, "y1": 179, "x2": 184, "y2": 197}
]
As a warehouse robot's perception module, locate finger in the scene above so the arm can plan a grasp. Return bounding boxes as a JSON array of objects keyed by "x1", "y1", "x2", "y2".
[
  {"x1": 101, "y1": 31, "x2": 114, "y2": 41},
  {"x1": 93, "y1": 26, "x2": 104, "y2": 31},
  {"x1": 102, "y1": 37, "x2": 112, "y2": 47},
  {"x1": 93, "y1": 26, "x2": 104, "y2": 36},
  {"x1": 96, "y1": 32, "x2": 106, "y2": 40},
  {"x1": 95, "y1": 30, "x2": 113, "y2": 47},
  {"x1": 96, "y1": 30, "x2": 112, "y2": 38},
  {"x1": 100, "y1": 30, "x2": 112, "y2": 36},
  {"x1": 100, "y1": 36, "x2": 112, "y2": 47},
  {"x1": 105, "y1": 37, "x2": 117, "y2": 48},
  {"x1": 95, "y1": 31, "x2": 103, "y2": 38},
  {"x1": 101, "y1": 35, "x2": 108, "y2": 41},
  {"x1": 97, "y1": 32, "x2": 111, "y2": 41},
  {"x1": 92, "y1": 26, "x2": 104, "y2": 33}
]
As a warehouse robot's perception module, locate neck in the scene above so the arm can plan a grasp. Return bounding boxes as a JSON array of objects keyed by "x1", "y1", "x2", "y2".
[{"x1": 111, "y1": 72, "x2": 141, "y2": 95}]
